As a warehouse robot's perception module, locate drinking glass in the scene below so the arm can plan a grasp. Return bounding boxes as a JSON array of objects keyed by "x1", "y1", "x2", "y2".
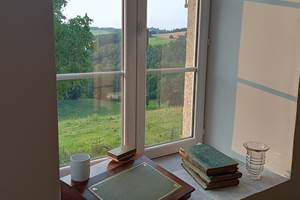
[{"x1": 243, "y1": 142, "x2": 270, "y2": 180}]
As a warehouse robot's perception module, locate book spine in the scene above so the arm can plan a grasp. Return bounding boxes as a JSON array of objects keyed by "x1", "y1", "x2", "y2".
[
  {"x1": 211, "y1": 172, "x2": 242, "y2": 182},
  {"x1": 182, "y1": 163, "x2": 240, "y2": 190},
  {"x1": 182, "y1": 159, "x2": 211, "y2": 183},
  {"x1": 183, "y1": 158, "x2": 242, "y2": 183},
  {"x1": 108, "y1": 153, "x2": 135, "y2": 162},
  {"x1": 179, "y1": 148, "x2": 208, "y2": 174},
  {"x1": 181, "y1": 163, "x2": 208, "y2": 190},
  {"x1": 207, "y1": 179, "x2": 240, "y2": 190},
  {"x1": 208, "y1": 165, "x2": 238, "y2": 176}
]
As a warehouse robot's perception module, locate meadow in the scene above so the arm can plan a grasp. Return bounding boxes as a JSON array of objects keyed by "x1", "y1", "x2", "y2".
[
  {"x1": 57, "y1": 29, "x2": 187, "y2": 165},
  {"x1": 55, "y1": 2, "x2": 188, "y2": 166},
  {"x1": 149, "y1": 36, "x2": 171, "y2": 46},
  {"x1": 58, "y1": 99, "x2": 183, "y2": 165}
]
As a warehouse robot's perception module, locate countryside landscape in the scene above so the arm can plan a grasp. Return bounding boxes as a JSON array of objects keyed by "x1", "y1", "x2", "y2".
[{"x1": 54, "y1": 0, "x2": 188, "y2": 165}]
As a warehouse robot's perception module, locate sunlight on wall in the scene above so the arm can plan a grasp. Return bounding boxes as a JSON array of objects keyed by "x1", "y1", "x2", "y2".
[
  {"x1": 232, "y1": 1, "x2": 300, "y2": 177},
  {"x1": 283, "y1": 0, "x2": 300, "y2": 3}
]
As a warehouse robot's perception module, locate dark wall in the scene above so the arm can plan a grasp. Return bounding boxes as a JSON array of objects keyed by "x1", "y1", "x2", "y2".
[{"x1": 0, "y1": 0, "x2": 60, "y2": 199}]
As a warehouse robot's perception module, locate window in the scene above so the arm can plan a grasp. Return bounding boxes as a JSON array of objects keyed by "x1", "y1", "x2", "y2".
[
  {"x1": 54, "y1": 0, "x2": 123, "y2": 166},
  {"x1": 54, "y1": 0, "x2": 209, "y2": 166},
  {"x1": 145, "y1": 0, "x2": 198, "y2": 147}
]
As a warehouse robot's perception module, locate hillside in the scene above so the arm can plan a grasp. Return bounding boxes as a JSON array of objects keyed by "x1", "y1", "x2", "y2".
[
  {"x1": 90, "y1": 27, "x2": 121, "y2": 36},
  {"x1": 153, "y1": 31, "x2": 186, "y2": 39}
]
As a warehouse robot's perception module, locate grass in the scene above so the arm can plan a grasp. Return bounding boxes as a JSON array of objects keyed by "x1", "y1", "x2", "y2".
[
  {"x1": 58, "y1": 99, "x2": 183, "y2": 165},
  {"x1": 146, "y1": 106, "x2": 183, "y2": 146},
  {"x1": 149, "y1": 36, "x2": 171, "y2": 46}
]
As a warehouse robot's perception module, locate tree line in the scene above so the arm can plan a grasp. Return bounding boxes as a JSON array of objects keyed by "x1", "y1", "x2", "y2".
[{"x1": 54, "y1": 0, "x2": 187, "y2": 106}]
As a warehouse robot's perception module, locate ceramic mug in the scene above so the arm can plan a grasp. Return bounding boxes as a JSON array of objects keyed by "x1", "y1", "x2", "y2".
[{"x1": 70, "y1": 153, "x2": 90, "y2": 182}]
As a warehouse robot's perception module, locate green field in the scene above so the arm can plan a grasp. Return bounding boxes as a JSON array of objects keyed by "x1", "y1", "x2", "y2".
[
  {"x1": 58, "y1": 99, "x2": 183, "y2": 165},
  {"x1": 91, "y1": 28, "x2": 172, "y2": 46},
  {"x1": 57, "y1": 29, "x2": 184, "y2": 165},
  {"x1": 149, "y1": 36, "x2": 171, "y2": 46}
]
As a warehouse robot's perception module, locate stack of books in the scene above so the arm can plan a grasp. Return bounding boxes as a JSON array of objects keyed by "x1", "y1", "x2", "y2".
[
  {"x1": 179, "y1": 144, "x2": 242, "y2": 190},
  {"x1": 107, "y1": 146, "x2": 136, "y2": 162}
]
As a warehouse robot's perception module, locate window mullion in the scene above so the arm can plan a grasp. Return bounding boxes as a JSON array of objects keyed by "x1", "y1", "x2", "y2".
[
  {"x1": 146, "y1": 67, "x2": 197, "y2": 74},
  {"x1": 123, "y1": 0, "x2": 138, "y2": 149},
  {"x1": 136, "y1": 0, "x2": 147, "y2": 153},
  {"x1": 56, "y1": 71, "x2": 125, "y2": 81},
  {"x1": 193, "y1": 0, "x2": 211, "y2": 142}
]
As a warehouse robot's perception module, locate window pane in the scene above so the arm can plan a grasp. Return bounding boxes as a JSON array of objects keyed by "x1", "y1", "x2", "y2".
[
  {"x1": 145, "y1": 0, "x2": 197, "y2": 147},
  {"x1": 147, "y1": 0, "x2": 197, "y2": 69},
  {"x1": 145, "y1": 72, "x2": 194, "y2": 147},
  {"x1": 55, "y1": 0, "x2": 122, "y2": 74},
  {"x1": 57, "y1": 75, "x2": 122, "y2": 166},
  {"x1": 53, "y1": 0, "x2": 123, "y2": 166}
]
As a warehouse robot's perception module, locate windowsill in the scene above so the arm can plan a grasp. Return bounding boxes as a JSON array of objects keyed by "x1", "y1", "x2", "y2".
[
  {"x1": 154, "y1": 154, "x2": 289, "y2": 200},
  {"x1": 60, "y1": 157, "x2": 109, "y2": 178},
  {"x1": 61, "y1": 153, "x2": 289, "y2": 199}
]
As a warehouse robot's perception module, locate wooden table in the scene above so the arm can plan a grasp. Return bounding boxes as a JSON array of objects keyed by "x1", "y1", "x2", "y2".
[{"x1": 61, "y1": 155, "x2": 194, "y2": 200}]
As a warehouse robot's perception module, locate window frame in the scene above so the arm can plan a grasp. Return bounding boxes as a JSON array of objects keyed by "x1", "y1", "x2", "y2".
[
  {"x1": 58, "y1": 0, "x2": 210, "y2": 171},
  {"x1": 133, "y1": 0, "x2": 211, "y2": 158}
]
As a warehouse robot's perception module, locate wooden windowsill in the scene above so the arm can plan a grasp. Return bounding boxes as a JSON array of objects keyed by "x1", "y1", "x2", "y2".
[{"x1": 60, "y1": 157, "x2": 109, "y2": 178}]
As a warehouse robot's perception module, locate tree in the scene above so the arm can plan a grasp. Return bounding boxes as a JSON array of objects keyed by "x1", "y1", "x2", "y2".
[
  {"x1": 53, "y1": 0, "x2": 95, "y2": 100},
  {"x1": 146, "y1": 37, "x2": 187, "y2": 107},
  {"x1": 146, "y1": 45, "x2": 163, "y2": 106}
]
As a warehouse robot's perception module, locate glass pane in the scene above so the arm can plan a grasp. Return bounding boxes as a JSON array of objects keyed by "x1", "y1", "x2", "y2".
[
  {"x1": 54, "y1": 0, "x2": 122, "y2": 74},
  {"x1": 147, "y1": 0, "x2": 197, "y2": 69},
  {"x1": 53, "y1": 0, "x2": 123, "y2": 166},
  {"x1": 57, "y1": 75, "x2": 121, "y2": 166},
  {"x1": 145, "y1": 72, "x2": 194, "y2": 147},
  {"x1": 146, "y1": 0, "x2": 197, "y2": 147}
]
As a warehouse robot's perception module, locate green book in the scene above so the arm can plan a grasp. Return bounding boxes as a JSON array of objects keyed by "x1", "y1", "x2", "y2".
[
  {"x1": 179, "y1": 144, "x2": 238, "y2": 176},
  {"x1": 182, "y1": 163, "x2": 240, "y2": 190},
  {"x1": 182, "y1": 159, "x2": 242, "y2": 184},
  {"x1": 89, "y1": 162, "x2": 181, "y2": 200}
]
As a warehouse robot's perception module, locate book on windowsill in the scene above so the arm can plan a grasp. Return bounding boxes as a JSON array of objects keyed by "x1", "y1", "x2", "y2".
[
  {"x1": 107, "y1": 146, "x2": 136, "y2": 162},
  {"x1": 179, "y1": 144, "x2": 239, "y2": 176},
  {"x1": 182, "y1": 163, "x2": 240, "y2": 190},
  {"x1": 182, "y1": 158, "x2": 242, "y2": 184}
]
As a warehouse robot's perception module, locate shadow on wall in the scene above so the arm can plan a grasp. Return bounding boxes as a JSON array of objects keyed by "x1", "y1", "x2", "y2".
[{"x1": 232, "y1": 1, "x2": 300, "y2": 178}]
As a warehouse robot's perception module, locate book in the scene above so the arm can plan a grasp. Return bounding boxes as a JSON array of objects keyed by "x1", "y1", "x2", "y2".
[
  {"x1": 107, "y1": 146, "x2": 136, "y2": 162},
  {"x1": 77, "y1": 156, "x2": 195, "y2": 200},
  {"x1": 179, "y1": 144, "x2": 238, "y2": 176},
  {"x1": 182, "y1": 163, "x2": 240, "y2": 190},
  {"x1": 182, "y1": 159, "x2": 242, "y2": 184}
]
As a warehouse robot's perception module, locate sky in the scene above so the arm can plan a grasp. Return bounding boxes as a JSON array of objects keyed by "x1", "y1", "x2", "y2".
[{"x1": 63, "y1": 0, "x2": 188, "y2": 29}]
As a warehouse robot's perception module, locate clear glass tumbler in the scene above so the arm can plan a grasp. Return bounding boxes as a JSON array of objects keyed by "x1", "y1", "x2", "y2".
[{"x1": 243, "y1": 141, "x2": 270, "y2": 180}]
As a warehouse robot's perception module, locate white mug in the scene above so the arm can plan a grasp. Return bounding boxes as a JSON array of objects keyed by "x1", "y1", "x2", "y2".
[{"x1": 70, "y1": 153, "x2": 90, "y2": 182}]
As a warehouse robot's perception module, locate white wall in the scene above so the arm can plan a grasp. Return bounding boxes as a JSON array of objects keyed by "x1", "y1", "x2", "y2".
[
  {"x1": 0, "y1": 0, "x2": 60, "y2": 199},
  {"x1": 232, "y1": 1, "x2": 300, "y2": 177},
  {"x1": 204, "y1": 0, "x2": 243, "y2": 157},
  {"x1": 205, "y1": 0, "x2": 300, "y2": 177}
]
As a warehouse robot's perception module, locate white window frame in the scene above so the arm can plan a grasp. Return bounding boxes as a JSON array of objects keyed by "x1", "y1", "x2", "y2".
[
  {"x1": 133, "y1": 0, "x2": 211, "y2": 158},
  {"x1": 58, "y1": 0, "x2": 210, "y2": 172}
]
